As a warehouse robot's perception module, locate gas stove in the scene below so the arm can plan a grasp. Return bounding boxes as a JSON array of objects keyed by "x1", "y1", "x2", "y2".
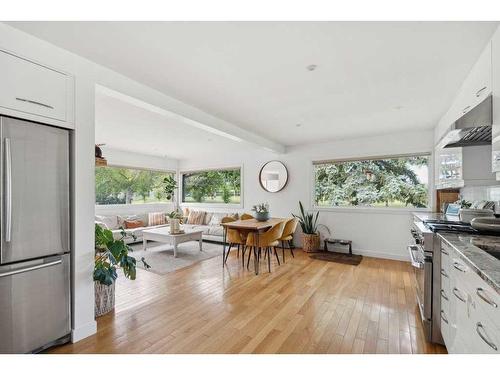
[{"x1": 424, "y1": 222, "x2": 478, "y2": 234}]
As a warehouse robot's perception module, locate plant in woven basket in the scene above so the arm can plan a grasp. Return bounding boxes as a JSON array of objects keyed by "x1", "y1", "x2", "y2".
[
  {"x1": 292, "y1": 201, "x2": 320, "y2": 252},
  {"x1": 94, "y1": 224, "x2": 150, "y2": 316}
]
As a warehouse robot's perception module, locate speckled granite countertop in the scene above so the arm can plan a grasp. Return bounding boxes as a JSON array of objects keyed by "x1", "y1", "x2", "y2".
[
  {"x1": 439, "y1": 232, "x2": 500, "y2": 295},
  {"x1": 412, "y1": 212, "x2": 462, "y2": 223}
]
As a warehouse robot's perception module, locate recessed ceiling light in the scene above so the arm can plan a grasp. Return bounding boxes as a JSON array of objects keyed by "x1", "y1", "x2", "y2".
[{"x1": 306, "y1": 64, "x2": 317, "y2": 71}]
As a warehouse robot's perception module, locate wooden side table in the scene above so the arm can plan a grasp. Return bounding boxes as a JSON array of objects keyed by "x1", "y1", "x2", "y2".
[{"x1": 324, "y1": 238, "x2": 353, "y2": 256}]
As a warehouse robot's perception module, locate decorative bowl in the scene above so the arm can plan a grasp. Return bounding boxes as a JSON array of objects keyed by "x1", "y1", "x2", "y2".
[{"x1": 255, "y1": 211, "x2": 270, "y2": 221}]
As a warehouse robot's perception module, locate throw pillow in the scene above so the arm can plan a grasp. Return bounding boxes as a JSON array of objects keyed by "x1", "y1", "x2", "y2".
[
  {"x1": 187, "y1": 210, "x2": 206, "y2": 225},
  {"x1": 95, "y1": 215, "x2": 119, "y2": 230},
  {"x1": 124, "y1": 220, "x2": 144, "y2": 229},
  {"x1": 148, "y1": 212, "x2": 166, "y2": 226},
  {"x1": 95, "y1": 221, "x2": 109, "y2": 230}
]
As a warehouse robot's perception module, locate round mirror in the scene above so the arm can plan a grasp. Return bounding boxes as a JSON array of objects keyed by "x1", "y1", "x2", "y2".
[{"x1": 259, "y1": 161, "x2": 288, "y2": 193}]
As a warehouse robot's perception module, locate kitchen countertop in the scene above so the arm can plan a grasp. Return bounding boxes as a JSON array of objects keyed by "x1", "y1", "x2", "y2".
[
  {"x1": 439, "y1": 232, "x2": 500, "y2": 295},
  {"x1": 412, "y1": 211, "x2": 462, "y2": 223}
]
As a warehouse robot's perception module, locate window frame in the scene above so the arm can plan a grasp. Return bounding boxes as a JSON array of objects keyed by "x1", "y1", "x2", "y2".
[
  {"x1": 311, "y1": 152, "x2": 433, "y2": 213},
  {"x1": 179, "y1": 165, "x2": 244, "y2": 209},
  {"x1": 95, "y1": 164, "x2": 177, "y2": 207}
]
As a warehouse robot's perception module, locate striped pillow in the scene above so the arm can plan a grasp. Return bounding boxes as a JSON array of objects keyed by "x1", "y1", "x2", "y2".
[
  {"x1": 148, "y1": 212, "x2": 166, "y2": 226},
  {"x1": 187, "y1": 210, "x2": 206, "y2": 225}
]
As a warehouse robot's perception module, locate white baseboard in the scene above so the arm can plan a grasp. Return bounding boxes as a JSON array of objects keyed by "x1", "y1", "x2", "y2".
[
  {"x1": 353, "y1": 248, "x2": 410, "y2": 262},
  {"x1": 71, "y1": 320, "x2": 97, "y2": 343}
]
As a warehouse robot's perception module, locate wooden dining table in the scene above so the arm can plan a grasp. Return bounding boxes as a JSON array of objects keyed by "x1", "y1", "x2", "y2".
[{"x1": 221, "y1": 218, "x2": 286, "y2": 275}]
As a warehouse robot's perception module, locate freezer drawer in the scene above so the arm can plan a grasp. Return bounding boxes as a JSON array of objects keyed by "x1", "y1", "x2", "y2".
[
  {"x1": 1, "y1": 116, "x2": 70, "y2": 264},
  {"x1": 0, "y1": 254, "x2": 70, "y2": 353}
]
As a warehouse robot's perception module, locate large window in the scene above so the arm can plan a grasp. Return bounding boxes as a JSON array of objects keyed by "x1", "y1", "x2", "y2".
[
  {"x1": 181, "y1": 168, "x2": 241, "y2": 204},
  {"x1": 96, "y1": 166, "x2": 175, "y2": 205},
  {"x1": 314, "y1": 154, "x2": 429, "y2": 209}
]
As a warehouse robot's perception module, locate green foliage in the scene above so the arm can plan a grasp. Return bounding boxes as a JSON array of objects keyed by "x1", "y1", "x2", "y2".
[
  {"x1": 163, "y1": 175, "x2": 177, "y2": 201},
  {"x1": 458, "y1": 199, "x2": 472, "y2": 208},
  {"x1": 94, "y1": 224, "x2": 150, "y2": 286},
  {"x1": 252, "y1": 202, "x2": 269, "y2": 213},
  {"x1": 292, "y1": 201, "x2": 319, "y2": 234},
  {"x1": 182, "y1": 169, "x2": 241, "y2": 204},
  {"x1": 95, "y1": 167, "x2": 174, "y2": 205},
  {"x1": 314, "y1": 156, "x2": 429, "y2": 208},
  {"x1": 167, "y1": 210, "x2": 182, "y2": 219}
]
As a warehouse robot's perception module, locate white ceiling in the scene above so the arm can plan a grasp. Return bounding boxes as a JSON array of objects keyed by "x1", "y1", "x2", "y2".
[
  {"x1": 9, "y1": 21, "x2": 499, "y2": 147},
  {"x1": 95, "y1": 88, "x2": 255, "y2": 160}
]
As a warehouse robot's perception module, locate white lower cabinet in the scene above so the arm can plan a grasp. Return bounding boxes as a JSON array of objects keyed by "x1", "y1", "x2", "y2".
[{"x1": 440, "y1": 240, "x2": 500, "y2": 353}]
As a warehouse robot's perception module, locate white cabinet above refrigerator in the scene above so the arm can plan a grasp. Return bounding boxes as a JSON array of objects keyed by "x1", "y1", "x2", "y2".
[{"x1": 0, "y1": 49, "x2": 74, "y2": 129}]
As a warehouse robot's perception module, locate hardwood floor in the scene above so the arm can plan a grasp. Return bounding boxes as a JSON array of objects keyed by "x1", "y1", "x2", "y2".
[{"x1": 50, "y1": 248, "x2": 447, "y2": 354}]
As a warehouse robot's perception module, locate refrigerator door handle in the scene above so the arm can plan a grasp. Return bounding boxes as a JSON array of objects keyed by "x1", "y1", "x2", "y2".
[
  {"x1": 0, "y1": 259, "x2": 62, "y2": 278},
  {"x1": 4, "y1": 137, "x2": 12, "y2": 243}
]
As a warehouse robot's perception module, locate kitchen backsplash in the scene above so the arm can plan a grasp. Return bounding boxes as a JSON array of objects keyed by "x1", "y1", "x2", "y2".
[{"x1": 460, "y1": 185, "x2": 500, "y2": 202}]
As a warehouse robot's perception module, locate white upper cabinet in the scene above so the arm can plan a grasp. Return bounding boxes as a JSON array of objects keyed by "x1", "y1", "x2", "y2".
[
  {"x1": 436, "y1": 40, "x2": 492, "y2": 142},
  {"x1": 449, "y1": 42, "x2": 492, "y2": 125},
  {"x1": 0, "y1": 49, "x2": 73, "y2": 127},
  {"x1": 492, "y1": 27, "x2": 500, "y2": 172}
]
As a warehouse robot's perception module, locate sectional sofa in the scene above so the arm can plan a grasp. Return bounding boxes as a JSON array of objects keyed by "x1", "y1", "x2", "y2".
[{"x1": 94, "y1": 210, "x2": 241, "y2": 244}]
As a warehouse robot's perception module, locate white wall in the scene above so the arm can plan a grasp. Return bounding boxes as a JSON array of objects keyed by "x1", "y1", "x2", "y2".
[
  {"x1": 95, "y1": 147, "x2": 178, "y2": 217},
  {"x1": 1, "y1": 23, "x2": 252, "y2": 342},
  {"x1": 103, "y1": 147, "x2": 178, "y2": 171},
  {"x1": 180, "y1": 130, "x2": 435, "y2": 261}
]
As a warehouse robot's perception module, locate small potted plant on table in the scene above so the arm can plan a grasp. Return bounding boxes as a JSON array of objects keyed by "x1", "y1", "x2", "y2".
[
  {"x1": 252, "y1": 202, "x2": 270, "y2": 221},
  {"x1": 293, "y1": 201, "x2": 320, "y2": 252}
]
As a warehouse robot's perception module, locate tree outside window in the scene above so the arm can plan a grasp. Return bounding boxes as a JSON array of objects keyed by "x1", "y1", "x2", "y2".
[
  {"x1": 314, "y1": 155, "x2": 429, "y2": 208},
  {"x1": 95, "y1": 166, "x2": 175, "y2": 205},
  {"x1": 182, "y1": 168, "x2": 241, "y2": 204}
]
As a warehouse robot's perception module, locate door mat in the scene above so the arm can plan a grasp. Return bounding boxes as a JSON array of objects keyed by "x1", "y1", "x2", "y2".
[{"x1": 309, "y1": 251, "x2": 363, "y2": 266}]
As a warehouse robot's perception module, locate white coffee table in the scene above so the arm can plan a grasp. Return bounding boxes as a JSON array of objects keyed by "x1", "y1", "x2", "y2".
[{"x1": 142, "y1": 227, "x2": 203, "y2": 258}]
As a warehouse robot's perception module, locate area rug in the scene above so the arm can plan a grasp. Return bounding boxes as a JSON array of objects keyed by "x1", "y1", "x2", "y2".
[
  {"x1": 309, "y1": 251, "x2": 363, "y2": 266},
  {"x1": 129, "y1": 241, "x2": 222, "y2": 275}
]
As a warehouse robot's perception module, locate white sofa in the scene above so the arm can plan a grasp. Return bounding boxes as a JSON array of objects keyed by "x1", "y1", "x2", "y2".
[
  {"x1": 181, "y1": 211, "x2": 239, "y2": 242},
  {"x1": 95, "y1": 210, "x2": 241, "y2": 244},
  {"x1": 95, "y1": 213, "x2": 169, "y2": 244}
]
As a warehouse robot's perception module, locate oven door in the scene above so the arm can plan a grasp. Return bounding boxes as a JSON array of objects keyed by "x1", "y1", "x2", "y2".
[{"x1": 408, "y1": 244, "x2": 433, "y2": 322}]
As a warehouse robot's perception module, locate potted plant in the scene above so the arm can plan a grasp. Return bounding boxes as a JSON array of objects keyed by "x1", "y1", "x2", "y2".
[
  {"x1": 167, "y1": 210, "x2": 182, "y2": 233},
  {"x1": 252, "y1": 202, "x2": 270, "y2": 221},
  {"x1": 94, "y1": 224, "x2": 149, "y2": 317},
  {"x1": 292, "y1": 201, "x2": 320, "y2": 252},
  {"x1": 163, "y1": 175, "x2": 177, "y2": 201}
]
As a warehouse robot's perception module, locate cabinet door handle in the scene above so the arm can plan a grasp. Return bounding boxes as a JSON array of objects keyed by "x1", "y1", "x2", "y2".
[
  {"x1": 440, "y1": 310, "x2": 448, "y2": 324},
  {"x1": 476, "y1": 322, "x2": 498, "y2": 351},
  {"x1": 476, "y1": 288, "x2": 498, "y2": 308},
  {"x1": 453, "y1": 287, "x2": 466, "y2": 302},
  {"x1": 463, "y1": 105, "x2": 471, "y2": 113},
  {"x1": 453, "y1": 262, "x2": 467, "y2": 273},
  {"x1": 476, "y1": 86, "x2": 487, "y2": 97},
  {"x1": 441, "y1": 289, "x2": 449, "y2": 301},
  {"x1": 15, "y1": 97, "x2": 54, "y2": 109},
  {"x1": 441, "y1": 248, "x2": 449, "y2": 256},
  {"x1": 441, "y1": 269, "x2": 449, "y2": 278}
]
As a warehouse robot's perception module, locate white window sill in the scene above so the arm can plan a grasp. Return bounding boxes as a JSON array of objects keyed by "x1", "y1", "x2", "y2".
[
  {"x1": 180, "y1": 202, "x2": 244, "y2": 210},
  {"x1": 312, "y1": 206, "x2": 431, "y2": 215}
]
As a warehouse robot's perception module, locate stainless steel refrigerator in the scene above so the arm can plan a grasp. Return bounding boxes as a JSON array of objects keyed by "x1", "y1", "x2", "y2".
[{"x1": 0, "y1": 116, "x2": 71, "y2": 353}]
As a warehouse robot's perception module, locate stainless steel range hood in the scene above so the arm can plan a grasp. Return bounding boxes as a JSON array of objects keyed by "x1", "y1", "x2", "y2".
[{"x1": 438, "y1": 95, "x2": 492, "y2": 148}]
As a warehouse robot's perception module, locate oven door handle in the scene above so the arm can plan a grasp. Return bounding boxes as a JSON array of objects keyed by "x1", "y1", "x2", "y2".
[{"x1": 408, "y1": 245, "x2": 424, "y2": 269}]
